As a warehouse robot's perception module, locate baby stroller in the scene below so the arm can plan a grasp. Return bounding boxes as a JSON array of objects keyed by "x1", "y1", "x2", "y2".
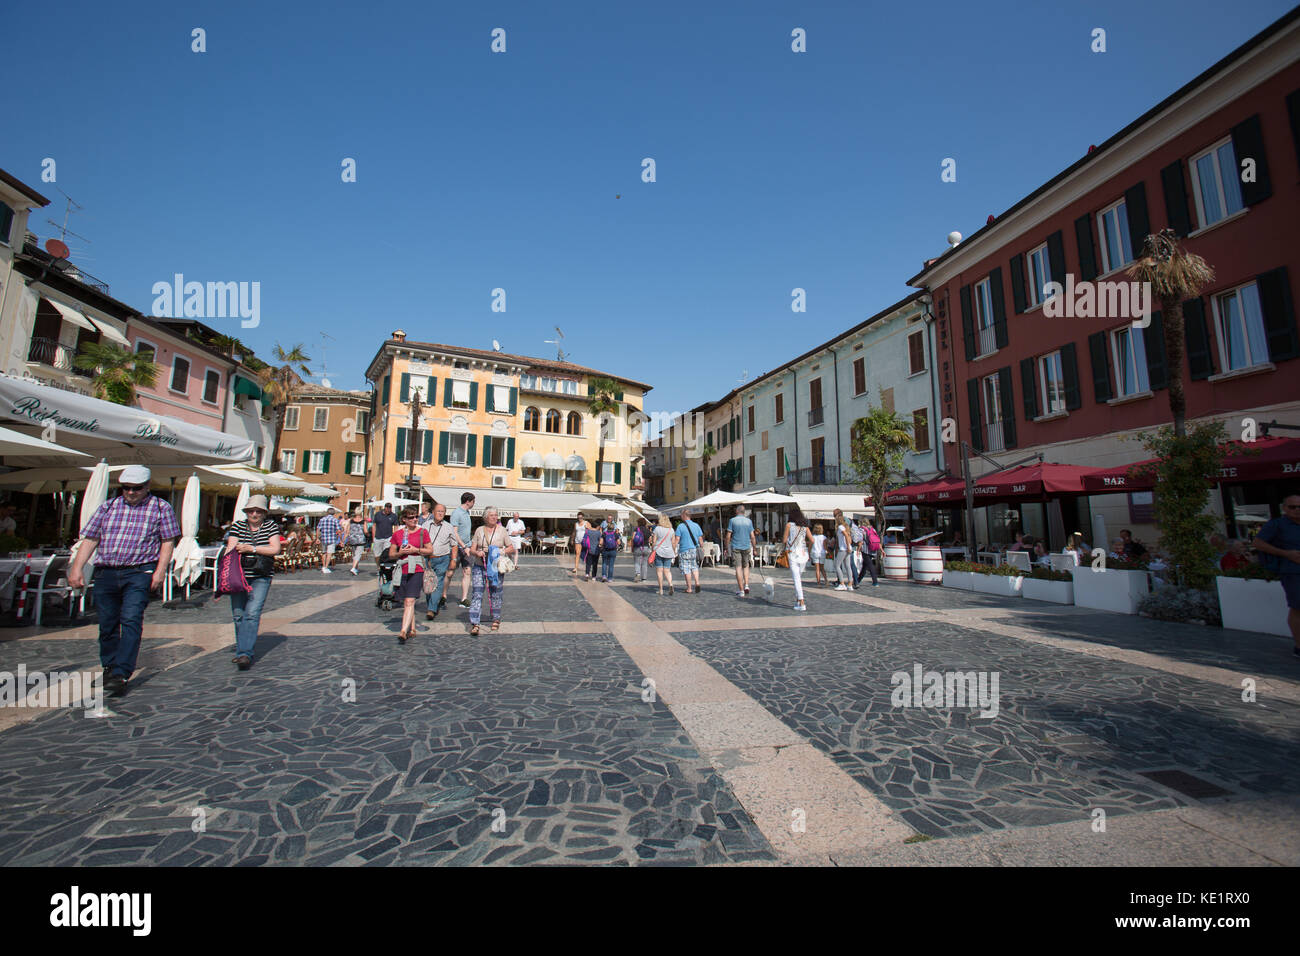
[{"x1": 376, "y1": 552, "x2": 402, "y2": 611}]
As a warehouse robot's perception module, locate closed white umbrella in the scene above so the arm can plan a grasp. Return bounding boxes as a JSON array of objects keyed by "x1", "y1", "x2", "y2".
[
  {"x1": 232, "y1": 481, "x2": 251, "y2": 524},
  {"x1": 69, "y1": 461, "x2": 111, "y2": 581},
  {"x1": 171, "y1": 474, "x2": 204, "y2": 587}
]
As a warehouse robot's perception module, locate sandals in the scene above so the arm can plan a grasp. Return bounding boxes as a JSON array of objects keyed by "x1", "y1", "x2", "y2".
[
  {"x1": 491, "y1": 621, "x2": 500, "y2": 631},
  {"x1": 470, "y1": 625, "x2": 480, "y2": 636}
]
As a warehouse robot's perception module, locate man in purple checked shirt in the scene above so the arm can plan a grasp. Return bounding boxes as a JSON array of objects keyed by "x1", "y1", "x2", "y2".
[{"x1": 67, "y1": 465, "x2": 181, "y2": 695}]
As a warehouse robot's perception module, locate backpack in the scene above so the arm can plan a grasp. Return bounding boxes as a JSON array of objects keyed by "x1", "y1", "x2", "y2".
[
  {"x1": 633, "y1": 527, "x2": 645, "y2": 548},
  {"x1": 602, "y1": 529, "x2": 619, "y2": 551},
  {"x1": 851, "y1": 523, "x2": 863, "y2": 545}
]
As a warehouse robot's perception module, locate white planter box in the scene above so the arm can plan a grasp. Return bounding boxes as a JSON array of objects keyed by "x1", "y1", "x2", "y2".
[
  {"x1": 1071, "y1": 566, "x2": 1149, "y2": 614},
  {"x1": 942, "y1": 570, "x2": 976, "y2": 590},
  {"x1": 1022, "y1": 577, "x2": 1074, "y2": 605},
  {"x1": 1216, "y1": 576, "x2": 1291, "y2": 636},
  {"x1": 972, "y1": 574, "x2": 1024, "y2": 598}
]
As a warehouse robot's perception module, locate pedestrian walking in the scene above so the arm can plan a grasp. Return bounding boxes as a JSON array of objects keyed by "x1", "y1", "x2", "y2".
[
  {"x1": 468, "y1": 506, "x2": 516, "y2": 635},
  {"x1": 782, "y1": 506, "x2": 813, "y2": 611},
  {"x1": 506, "y1": 513, "x2": 526, "y2": 565},
  {"x1": 631, "y1": 518, "x2": 651, "y2": 582},
  {"x1": 859, "y1": 520, "x2": 881, "y2": 586},
  {"x1": 343, "y1": 508, "x2": 367, "y2": 574},
  {"x1": 726, "y1": 504, "x2": 755, "y2": 596},
  {"x1": 317, "y1": 508, "x2": 342, "y2": 573},
  {"x1": 832, "y1": 509, "x2": 854, "y2": 590},
  {"x1": 571, "y1": 512, "x2": 586, "y2": 575},
  {"x1": 582, "y1": 521, "x2": 601, "y2": 580},
  {"x1": 389, "y1": 508, "x2": 433, "y2": 643},
  {"x1": 65, "y1": 465, "x2": 181, "y2": 695},
  {"x1": 599, "y1": 520, "x2": 622, "y2": 582},
  {"x1": 449, "y1": 492, "x2": 476, "y2": 607},
  {"x1": 370, "y1": 502, "x2": 399, "y2": 562},
  {"x1": 423, "y1": 502, "x2": 456, "y2": 620},
  {"x1": 652, "y1": 514, "x2": 678, "y2": 595},
  {"x1": 224, "y1": 495, "x2": 282, "y2": 670},
  {"x1": 811, "y1": 523, "x2": 828, "y2": 586},
  {"x1": 675, "y1": 508, "x2": 705, "y2": 595}
]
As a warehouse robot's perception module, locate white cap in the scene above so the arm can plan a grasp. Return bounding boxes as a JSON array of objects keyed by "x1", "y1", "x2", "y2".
[{"x1": 120, "y1": 465, "x2": 151, "y2": 485}]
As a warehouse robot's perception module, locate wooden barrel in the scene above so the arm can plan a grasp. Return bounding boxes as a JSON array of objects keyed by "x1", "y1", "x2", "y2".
[
  {"x1": 883, "y1": 543, "x2": 910, "y2": 581},
  {"x1": 911, "y1": 545, "x2": 943, "y2": 584}
]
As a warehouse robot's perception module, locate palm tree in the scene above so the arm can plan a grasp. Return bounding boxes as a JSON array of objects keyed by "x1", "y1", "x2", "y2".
[
  {"x1": 1125, "y1": 229, "x2": 1215, "y2": 437},
  {"x1": 700, "y1": 443, "x2": 717, "y2": 492},
  {"x1": 587, "y1": 376, "x2": 620, "y2": 494},
  {"x1": 259, "y1": 343, "x2": 312, "y2": 469},
  {"x1": 849, "y1": 403, "x2": 916, "y2": 534},
  {"x1": 73, "y1": 342, "x2": 158, "y2": 405}
]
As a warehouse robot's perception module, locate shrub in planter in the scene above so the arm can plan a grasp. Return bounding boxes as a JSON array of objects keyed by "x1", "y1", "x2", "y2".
[
  {"x1": 1138, "y1": 586, "x2": 1221, "y2": 626},
  {"x1": 1028, "y1": 566, "x2": 1073, "y2": 582},
  {"x1": 1217, "y1": 563, "x2": 1279, "y2": 582},
  {"x1": 943, "y1": 560, "x2": 984, "y2": 573},
  {"x1": 0, "y1": 533, "x2": 30, "y2": 554}
]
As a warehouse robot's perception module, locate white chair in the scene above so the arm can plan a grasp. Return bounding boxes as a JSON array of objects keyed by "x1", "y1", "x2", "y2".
[
  {"x1": 30, "y1": 557, "x2": 81, "y2": 626},
  {"x1": 1049, "y1": 552, "x2": 1079, "y2": 573},
  {"x1": 1005, "y1": 550, "x2": 1032, "y2": 572}
]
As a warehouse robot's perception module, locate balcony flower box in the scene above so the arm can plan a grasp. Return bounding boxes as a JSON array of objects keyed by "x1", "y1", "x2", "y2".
[
  {"x1": 1070, "y1": 566, "x2": 1149, "y2": 614},
  {"x1": 1216, "y1": 575, "x2": 1290, "y2": 637}
]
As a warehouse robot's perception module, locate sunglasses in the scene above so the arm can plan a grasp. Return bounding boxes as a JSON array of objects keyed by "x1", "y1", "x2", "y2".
[{"x1": 121, "y1": 484, "x2": 147, "y2": 491}]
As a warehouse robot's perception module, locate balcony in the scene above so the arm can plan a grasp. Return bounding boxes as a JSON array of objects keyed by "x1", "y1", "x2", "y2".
[
  {"x1": 985, "y1": 420, "x2": 1006, "y2": 453},
  {"x1": 807, "y1": 406, "x2": 825, "y2": 427},
  {"x1": 787, "y1": 464, "x2": 851, "y2": 486},
  {"x1": 975, "y1": 324, "x2": 997, "y2": 357},
  {"x1": 27, "y1": 337, "x2": 82, "y2": 374}
]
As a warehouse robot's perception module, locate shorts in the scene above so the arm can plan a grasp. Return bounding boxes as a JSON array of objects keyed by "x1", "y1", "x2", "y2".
[
  {"x1": 396, "y1": 570, "x2": 424, "y2": 600},
  {"x1": 1283, "y1": 575, "x2": 1300, "y2": 610},
  {"x1": 679, "y1": 549, "x2": 699, "y2": 573},
  {"x1": 325, "y1": 544, "x2": 337, "y2": 556},
  {"x1": 731, "y1": 548, "x2": 752, "y2": 569}
]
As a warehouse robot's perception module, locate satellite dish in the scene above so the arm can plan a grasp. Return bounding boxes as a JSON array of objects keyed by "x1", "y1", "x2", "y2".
[
  {"x1": 46, "y1": 238, "x2": 70, "y2": 259},
  {"x1": 492, "y1": 340, "x2": 501, "y2": 352},
  {"x1": 321, "y1": 378, "x2": 332, "y2": 388}
]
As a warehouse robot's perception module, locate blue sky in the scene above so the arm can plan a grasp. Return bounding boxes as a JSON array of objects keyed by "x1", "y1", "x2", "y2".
[{"x1": 7, "y1": 0, "x2": 1294, "y2": 421}]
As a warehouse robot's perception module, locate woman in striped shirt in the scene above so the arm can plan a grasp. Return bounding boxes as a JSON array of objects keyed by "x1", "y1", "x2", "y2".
[{"x1": 225, "y1": 495, "x2": 282, "y2": 670}]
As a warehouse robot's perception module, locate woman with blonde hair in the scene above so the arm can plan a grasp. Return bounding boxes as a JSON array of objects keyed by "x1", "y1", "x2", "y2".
[
  {"x1": 832, "y1": 508, "x2": 854, "y2": 591},
  {"x1": 652, "y1": 514, "x2": 678, "y2": 595},
  {"x1": 467, "y1": 506, "x2": 517, "y2": 635}
]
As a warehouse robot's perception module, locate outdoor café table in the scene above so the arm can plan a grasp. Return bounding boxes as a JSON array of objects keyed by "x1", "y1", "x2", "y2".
[
  {"x1": 0, "y1": 555, "x2": 57, "y2": 612},
  {"x1": 976, "y1": 551, "x2": 1004, "y2": 566},
  {"x1": 941, "y1": 547, "x2": 969, "y2": 561}
]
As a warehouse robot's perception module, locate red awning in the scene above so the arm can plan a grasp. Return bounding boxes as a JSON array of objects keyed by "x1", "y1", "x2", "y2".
[
  {"x1": 1082, "y1": 437, "x2": 1300, "y2": 492},
  {"x1": 885, "y1": 476, "x2": 967, "y2": 505},
  {"x1": 1081, "y1": 460, "x2": 1157, "y2": 492},
  {"x1": 972, "y1": 462, "x2": 1101, "y2": 500}
]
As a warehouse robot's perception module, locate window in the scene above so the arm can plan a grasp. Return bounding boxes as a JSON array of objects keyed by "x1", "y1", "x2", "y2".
[
  {"x1": 1038, "y1": 350, "x2": 1066, "y2": 415},
  {"x1": 524, "y1": 406, "x2": 540, "y2": 431},
  {"x1": 545, "y1": 409, "x2": 561, "y2": 433},
  {"x1": 487, "y1": 437, "x2": 508, "y2": 468},
  {"x1": 1025, "y1": 243, "x2": 1052, "y2": 307},
  {"x1": 134, "y1": 339, "x2": 156, "y2": 363},
  {"x1": 283, "y1": 406, "x2": 300, "y2": 430},
  {"x1": 169, "y1": 356, "x2": 190, "y2": 393},
  {"x1": 0, "y1": 201, "x2": 13, "y2": 246},
  {"x1": 600, "y1": 462, "x2": 616, "y2": 484},
  {"x1": 1213, "y1": 282, "x2": 1269, "y2": 372},
  {"x1": 776, "y1": 447, "x2": 785, "y2": 478},
  {"x1": 308, "y1": 450, "x2": 327, "y2": 474},
  {"x1": 749, "y1": 456, "x2": 756, "y2": 483},
  {"x1": 907, "y1": 331, "x2": 926, "y2": 376},
  {"x1": 853, "y1": 357, "x2": 866, "y2": 395},
  {"x1": 747, "y1": 406, "x2": 755, "y2": 432},
  {"x1": 355, "y1": 410, "x2": 369, "y2": 433},
  {"x1": 542, "y1": 467, "x2": 563, "y2": 490},
  {"x1": 490, "y1": 384, "x2": 511, "y2": 413},
  {"x1": 1190, "y1": 138, "x2": 1244, "y2": 228},
  {"x1": 447, "y1": 433, "x2": 468, "y2": 466},
  {"x1": 566, "y1": 411, "x2": 582, "y2": 435},
  {"x1": 1111, "y1": 327, "x2": 1150, "y2": 397},
  {"x1": 809, "y1": 377, "x2": 822, "y2": 411},
  {"x1": 203, "y1": 369, "x2": 220, "y2": 405},
  {"x1": 280, "y1": 449, "x2": 296, "y2": 472},
  {"x1": 696, "y1": 469, "x2": 704, "y2": 492},
  {"x1": 669, "y1": 477, "x2": 675, "y2": 496},
  {"x1": 775, "y1": 393, "x2": 784, "y2": 423},
  {"x1": 913, "y1": 408, "x2": 930, "y2": 452},
  {"x1": 981, "y1": 374, "x2": 1005, "y2": 452},
  {"x1": 349, "y1": 453, "x2": 366, "y2": 475},
  {"x1": 974, "y1": 277, "x2": 996, "y2": 355},
  {"x1": 761, "y1": 430, "x2": 769, "y2": 451},
  {"x1": 522, "y1": 465, "x2": 541, "y2": 480},
  {"x1": 313, "y1": 407, "x2": 328, "y2": 430},
  {"x1": 1097, "y1": 199, "x2": 1134, "y2": 273},
  {"x1": 450, "y1": 379, "x2": 472, "y2": 408}
]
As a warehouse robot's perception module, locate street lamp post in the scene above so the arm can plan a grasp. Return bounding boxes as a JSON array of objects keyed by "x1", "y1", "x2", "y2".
[{"x1": 403, "y1": 385, "x2": 425, "y2": 498}]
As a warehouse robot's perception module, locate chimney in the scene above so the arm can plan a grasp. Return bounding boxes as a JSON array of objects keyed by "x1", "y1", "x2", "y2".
[{"x1": 392, "y1": 329, "x2": 406, "y2": 342}]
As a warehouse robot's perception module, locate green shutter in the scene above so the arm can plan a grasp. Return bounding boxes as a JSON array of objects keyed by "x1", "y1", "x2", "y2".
[
  {"x1": 396, "y1": 427, "x2": 408, "y2": 462},
  {"x1": 482, "y1": 434, "x2": 492, "y2": 464},
  {"x1": 469, "y1": 382, "x2": 479, "y2": 409},
  {"x1": 344, "y1": 451, "x2": 354, "y2": 473},
  {"x1": 323, "y1": 451, "x2": 331, "y2": 473},
  {"x1": 630, "y1": 465, "x2": 636, "y2": 487},
  {"x1": 466, "y1": 434, "x2": 477, "y2": 467},
  {"x1": 400, "y1": 372, "x2": 411, "y2": 402},
  {"x1": 614, "y1": 462, "x2": 621, "y2": 485},
  {"x1": 422, "y1": 431, "x2": 433, "y2": 463},
  {"x1": 506, "y1": 437, "x2": 515, "y2": 469},
  {"x1": 382, "y1": 375, "x2": 391, "y2": 405},
  {"x1": 509, "y1": 387, "x2": 517, "y2": 414},
  {"x1": 426, "y1": 377, "x2": 437, "y2": 406},
  {"x1": 438, "y1": 431, "x2": 449, "y2": 465},
  {"x1": 444, "y1": 379, "x2": 453, "y2": 406}
]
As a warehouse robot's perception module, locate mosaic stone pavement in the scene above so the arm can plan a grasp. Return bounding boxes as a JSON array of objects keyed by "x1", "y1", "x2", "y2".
[{"x1": 0, "y1": 554, "x2": 1297, "y2": 865}]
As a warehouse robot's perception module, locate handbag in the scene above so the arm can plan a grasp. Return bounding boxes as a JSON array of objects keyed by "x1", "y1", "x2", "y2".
[{"x1": 215, "y1": 546, "x2": 251, "y2": 595}]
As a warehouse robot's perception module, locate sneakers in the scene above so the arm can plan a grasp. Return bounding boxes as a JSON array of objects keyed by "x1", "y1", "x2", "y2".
[
  {"x1": 794, "y1": 602, "x2": 806, "y2": 612},
  {"x1": 736, "y1": 590, "x2": 745, "y2": 597},
  {"x1": 458, "y1": 598, "x2": 471, "y2": 608},
  {"x1": 744, "y1": 586, "x2": 750, "y2": 595},
  {"x1": 834, "y1": 584, "x2": 848, "y2": 591},
  {"x1": 438, "y1": 597, "x2": 447, "y2": 610},
  {"x1": 350, "y1": 567, "x2": 358, "y2": 575},
  {"x1": 322, "y1": 567, "x2": 332, "y2": 574}
]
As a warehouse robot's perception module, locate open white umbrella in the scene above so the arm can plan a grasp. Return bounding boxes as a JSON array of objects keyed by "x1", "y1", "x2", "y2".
[
  {"x1": 232, "y1": 481, "x2": 251, "y2": 524},
  {"x1": 0, "y1": 425, "x2": 90, "y2": 462},
  {"x1": 170, "y1": 474, "x2": 204, "y2": 587}
]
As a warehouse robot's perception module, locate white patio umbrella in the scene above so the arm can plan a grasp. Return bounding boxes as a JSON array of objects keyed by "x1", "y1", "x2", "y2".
[
  {"x1": 170, "y1": 474, "x2": 204, "y2": 586},
  {"x1": 68, "y1": 461, "x2": 111, "y2": 579},
  {"x1": 0, "y1": 425, "x2": 91, "y2": 462},
  {"x1": 232, "y1": 481, "x2": 252, "y2": 523}
]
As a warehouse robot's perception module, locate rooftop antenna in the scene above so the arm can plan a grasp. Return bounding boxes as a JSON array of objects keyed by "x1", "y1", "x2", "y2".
[
  {"x1": 738, "y1": 369, "x2": 749, "y2": 386},
  {"x1": 543, "y1": 326, "x2": 567, "y2": 362},
  {"x1": 318, "y1": 331, "x2": 336, "y2": 388},
  {"x1": 46, "y1": 190, "x2": 92, "y2": 252}
]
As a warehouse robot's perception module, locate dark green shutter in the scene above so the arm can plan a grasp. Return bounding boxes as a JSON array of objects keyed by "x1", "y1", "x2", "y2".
[
  {"x1": 506, "y1": 438, "x2": 515, "y2": 469},
  {"x1": 1287, "y1": 88, "x2": 1300, "y2": 177},
  {"x1": 468, "y1": 382, "x2": 478, "y2": 409},
  {"x1": 990, "y1": 268, "x2": 1008, "y2": 350},
  {"x1": 1087, "y1": 332, "x2": 1112, "y2": 403},
  {"x1": 1020, "y1": 358, "x2": 1038, "y2": 420},
  {"x1": 1009, "y1": 254, "x2": 1028, "y2": 314},
  {"x1": 1045, "y1": 232, "x2": 1066, "y2": 287},
  {"x1": 1258, "y1": 267, "x2": 1298, "y2": 361},
  {"x1": 1074, "y1": 213, "x2": 1099, "y2": 282},
  {"x1": 966, "y1": 378, "x2": 983, "y2": 452},
  {"x1": 482, "y1": 434, "x2": 492, "y2": 464},
  {"x1": 400, "y1": 372, "x2": 411, "y2": 402},
  {"x1": 997, "y1": 367, "x2": 1016, "y2": 450},
  {"x1": 466, "y1": 434, "x2": 476, "y2": 467},
  {"x1": 960, "y1": 284, "x2": 975, "y2": 360},
  {"x1": 614, "y1": 462, "x2": 621, "y2": 485},
  {"x1": 427, "y1": 377, "x2": 437, "y2": 406},
  {"x1": 1230, "y1": 114, "x2": 1271, "y2": 206},
  {"x1": 1124, "y1": 182, "x2": 1151, "y2": 261},
  {"x1": 631, "y1": 465, "x2": 636, "y2": 487},
  {"x1": 396, "y1": 427, "x2": 408, "y2": 462},
  {"x1": 1061, "y1": 342, "x2": 1082, "y2": 410},
  {"x1": 1143, "y1": 312, "x2": 1169, "y2": 390},
  {"x1": 1184, "y1": 298, "x2": 1214, "y2": 380},
  {"x1": 1161, "y1": 160, "x2": 1193, "y2": 236},
  {"x1": 344, "y1": 451, "x2": 354, "y2": 473},
  {"x1": 443, "y1": 379, "x2": 453, "y2": 406},
  {"x1": 382, "y1": 375, "x2": 390, "y2": 405},
  {"x1": 323, "y1": 451, "x2": 331, "y2": 473},
  {"x1": 509, "y1": 387, "x2": 517, "y2": 414},
  {"x1": 422, "y1": 431, "x2": 433, "y2": 464},
  {"x1": 438, "y1": 431, "x2": 448, "y2": 465}
]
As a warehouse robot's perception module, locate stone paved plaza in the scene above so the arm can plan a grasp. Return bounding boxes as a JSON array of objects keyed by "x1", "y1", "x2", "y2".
[{"x1": 1, "y1": 555, "x2": 1298, "y2": 866}]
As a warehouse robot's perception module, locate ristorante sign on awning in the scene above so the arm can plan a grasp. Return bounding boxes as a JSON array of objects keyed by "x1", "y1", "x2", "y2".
[
  {"x1": 0, "y1": 373, "x2": 255, "y2": 466},
  {"x1": 1081, "y1": 437, "x2": 1300, "y2": 491}
]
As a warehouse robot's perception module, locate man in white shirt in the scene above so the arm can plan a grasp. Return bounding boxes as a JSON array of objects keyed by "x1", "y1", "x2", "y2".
[{"x1": 505, "y1": 513, "x2": 526, "y2": 565}]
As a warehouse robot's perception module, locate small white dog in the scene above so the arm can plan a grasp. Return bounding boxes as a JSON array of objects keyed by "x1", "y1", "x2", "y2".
[{"x1": 762, "y1": 576, "x2": 776, "y2": 601}]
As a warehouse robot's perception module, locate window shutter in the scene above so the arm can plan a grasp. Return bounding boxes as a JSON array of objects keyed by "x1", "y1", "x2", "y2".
[
  {"x1": 966, "y1": 379, "x2": 983, "y2": 452},
  {"x1": 1183, "y1": 298, "x2": 1214, "y2": 380},
  {"x1": 422, "y1": 431, "x2": 433, "y2": 464},
  {"x1": 1087, "y1": 332, "x2": 1112, "y2": 403},
  {"x1": 1046, "y1": 231, "x2": 1066, "y2": 287},
  {"x1": 1160, "y1": 160, "x2": 1193, "y2": 237},
  {"x1": 997, "y1": 367, "x2": 1016, "y2": 449},
  {"x1": 990, "y1": 268, "x2": 1008, "y2": 350},
  {"x1": 1124, "y1": 182, "x2": 1151, "y2": 260},
  {"x1": 382, "y1": 375, "x2": 390, "y2": 405},
  {"x1": 1074, "y1": 213, "x2": 1099, "y2": 282},
  {"x1": 438, "y1": 431, "x2": 448, "y2": 465},
  {"x1": 482, "y1": 434, "x2": 491, "y2": 464},
  {"x1": 396, "y1": 427, "x2": 408, "y2": 463},
  {"x1": 323, "y1": 451, "x2": 331, "y2": 473},
  {"x1": 369, "y1": 389, "x2": 377, "y2": 418},
  {"x1": 960, "y1": 284, "x2": 975, "y2": 360},
  {"x1": 506, "y1": 437, "x2": 515, "y2": 469},
  {"x1": 427, "y1": 377, "x2": 437, "y2": 406},
  {"x1": 1287, "y1": 88, "x2": 1300, "y2": 177},
  {"x1": 400, "y1": 372, "x2": 411, "y2": 402},
  {"x1": 344, "y1": 452, "x2": 353, "y2": 474},
  {"x1": 1020, "y1": 358, "x2": 1038, "y2": 420},
  {"x1": 469, "y1": 382, "x2": 479, "y2": 409},
  {"x1": 1257, "y1": 267, "x2": 1298, "y2": 361},
  {"x1": 1009, "y1": 254, "x2": 1028, "y2": 314},
  {"x1": 466, "y1": 434, "x2": 476, "y2": 467},
  {"x1": 614, "y1": 462, "x2": 621, "y2": 485},
  {"x1": 631, "y1": 464, "x2": 637, "y2": 487},
  {"x1": 1143, "y1": 311, "x2": 1169, "y2": 390},
  {"x1": 1061, "y1": 342, "x2": 1082, "y2": 410},
  {"x1": 509, "y1": 387, "x2": 517, "y2": 414},
  {"x1": 443, "y1": 379, "x2": 453, "y2": 406},
  {"x1": 1230, "y1": 114, "x2": 1272, "y2": 206}
]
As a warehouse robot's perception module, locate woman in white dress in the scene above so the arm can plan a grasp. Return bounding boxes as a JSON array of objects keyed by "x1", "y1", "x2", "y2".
[
  {"x1": 810, "y1": 524, "x2": 828, "y2": 586},
  {"x1": 783, "y1": 506, "x2": 814, "y2": 611}
]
